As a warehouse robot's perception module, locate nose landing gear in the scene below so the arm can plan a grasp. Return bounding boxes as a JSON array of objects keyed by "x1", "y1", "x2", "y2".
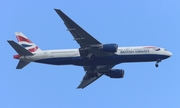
[
  {"x1": 155, "y1": 63, "x2": 158, "y2": 67},
  {"x1": 155, "y1": 59, "x2": 161, "y2": 67}
]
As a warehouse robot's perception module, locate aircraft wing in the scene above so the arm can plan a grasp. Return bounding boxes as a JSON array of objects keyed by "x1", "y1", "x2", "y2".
[
  {"x1": 77, "y1": 72, "x2": 104, "y2": 89},
  {"x1": 54, "y1": 9, "x2": 113, "y2": 57},
  {"x1": 54, "y1": 9, "x2": 101, "y2": 48},
  {"x1": 77, "y1": 65, "x2": 114, "y2": 89}
]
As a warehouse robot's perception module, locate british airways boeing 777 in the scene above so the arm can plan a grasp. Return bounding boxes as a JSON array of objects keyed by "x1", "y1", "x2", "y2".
[{"x1": 7, "y1": 9, "x2": 172, "y2": 89}]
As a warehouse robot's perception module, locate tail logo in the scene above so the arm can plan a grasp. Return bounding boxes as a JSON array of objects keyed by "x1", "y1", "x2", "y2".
[
  {"x1": 16, "y1": 35, "x2": 32, "y2": 43},
  {"x1": 28, "y1": 46, "x2": 38, "y2": 52},
  {"x1": 21, "y1": 44, "x2": 32, "y2": 48},
  {"x1": 17, "y1": 35, "x2": 39, "y2": 52}
]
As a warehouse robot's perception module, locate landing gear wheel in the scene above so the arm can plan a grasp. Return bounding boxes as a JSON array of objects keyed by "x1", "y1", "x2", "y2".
[
  {"x1": 155, "y1": 59, "x2": 161, "y2": 67},
  {"x1": 155, "y1": 63, "x2": 158, "y2": 67}
]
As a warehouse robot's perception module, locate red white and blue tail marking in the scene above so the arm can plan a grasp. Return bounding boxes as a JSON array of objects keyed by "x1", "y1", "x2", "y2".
[{"x1": 15, "y1": 32, "x2": 41, "y2": 53}]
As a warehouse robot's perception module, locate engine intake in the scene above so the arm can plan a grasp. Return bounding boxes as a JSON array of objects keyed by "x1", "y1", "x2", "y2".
[
  {"x1": 101, "y1": 44, "x2": 118, "y2": 52},
  {"x1": 105, "y1": 69, "x2": 124, "y2": 78}
]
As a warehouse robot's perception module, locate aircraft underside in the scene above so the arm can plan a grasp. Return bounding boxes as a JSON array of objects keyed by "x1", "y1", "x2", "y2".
[{"x1": 34, "y1": 54, "x2": 169, "y2": 66}]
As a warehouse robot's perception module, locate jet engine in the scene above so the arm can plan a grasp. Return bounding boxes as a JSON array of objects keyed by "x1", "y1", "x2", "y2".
[
  {"x1": 105, "y1": 69, "x2": 124, "y2": 78},
  {"x1": 101, "y1": 44, "x2": 118, "y2": 52}
]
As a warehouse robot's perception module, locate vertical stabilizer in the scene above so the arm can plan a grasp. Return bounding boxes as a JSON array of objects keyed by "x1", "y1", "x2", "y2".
[{"x1": 15, "y1": 32, "x2": 42, "y2": 53}]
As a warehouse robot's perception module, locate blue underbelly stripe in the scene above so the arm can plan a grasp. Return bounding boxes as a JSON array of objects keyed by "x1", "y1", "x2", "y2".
[{"x1": 34, "y1": 54, "x2": 169, "y2": 66}]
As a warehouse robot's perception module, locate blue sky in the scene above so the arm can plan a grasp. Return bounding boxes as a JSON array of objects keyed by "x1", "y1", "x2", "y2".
[{"x1": 1, "y1": 0, "x2": 180, "y2": 107}]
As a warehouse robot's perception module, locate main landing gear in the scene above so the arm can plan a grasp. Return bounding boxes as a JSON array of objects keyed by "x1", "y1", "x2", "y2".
[{"x1": 155, "y1": 59, "x2": 161, "y2": 67}]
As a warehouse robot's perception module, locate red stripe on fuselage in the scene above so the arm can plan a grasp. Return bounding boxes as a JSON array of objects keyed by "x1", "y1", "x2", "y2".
[
  {"x1": 16, "y1": 35, "x2": 32, "y2": 43},
  {"x1": 144, "y1": 46, "x2": 156, "y2": 48}
]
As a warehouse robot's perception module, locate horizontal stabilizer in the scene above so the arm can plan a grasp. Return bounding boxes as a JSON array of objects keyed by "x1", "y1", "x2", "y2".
[
  {"x1": 7, "y1": 40, "x2": 33, "y2": 56},
  {"x1": 16, "y1": 60, "x2": 30, "y2": 69}
]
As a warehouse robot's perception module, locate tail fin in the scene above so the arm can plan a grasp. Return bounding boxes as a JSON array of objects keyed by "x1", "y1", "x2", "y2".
[
  {"x1": 15, "y1": 32, "x2": 42, "y2": 53},
  {"x1": 7, "y1": 40, "x2": 33, "y2": 69}
]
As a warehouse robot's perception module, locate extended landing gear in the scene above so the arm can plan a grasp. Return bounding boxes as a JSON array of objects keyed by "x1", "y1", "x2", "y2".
[
  {"x1": 155, "y1": 59, "x2": 161, "y2": 67},
  {"x1": 155, "y1": 63, "x2": 158, "y2": 67}
]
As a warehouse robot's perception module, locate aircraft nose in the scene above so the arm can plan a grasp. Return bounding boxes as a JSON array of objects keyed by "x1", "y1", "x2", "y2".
[{"x1": 168, "y1": 51, "x2": 172, "y2": 57}]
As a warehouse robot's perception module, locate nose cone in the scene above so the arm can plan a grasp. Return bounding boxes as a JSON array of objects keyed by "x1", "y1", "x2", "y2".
[
  {"x1": 165, "y1": 51, "x2": 172, "y2": 59},
  {"x1": 168, "y1": 51, "x2": 172, "y2": 57}
]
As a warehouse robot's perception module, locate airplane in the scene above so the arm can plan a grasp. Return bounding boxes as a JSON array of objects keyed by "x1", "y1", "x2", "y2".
[{"x1": 7, "y1": 9, "x2": 172, "y2": 89}]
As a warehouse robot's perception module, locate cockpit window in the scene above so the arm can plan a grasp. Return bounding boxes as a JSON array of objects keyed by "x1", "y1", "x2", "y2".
[
  {"x1": 164, "y1": 49, "x2": 167, "y2": 51},
  {"x1": 155, "y1": 48, "x2": 161, "y2": 51}
]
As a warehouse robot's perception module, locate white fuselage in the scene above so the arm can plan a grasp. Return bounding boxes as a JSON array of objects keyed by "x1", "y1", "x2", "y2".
[{"x1": 17, "y1": 46, "x2": 172, "y2": 66}]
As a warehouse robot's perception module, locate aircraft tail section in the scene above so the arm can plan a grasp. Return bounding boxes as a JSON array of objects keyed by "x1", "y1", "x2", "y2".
[
  {"x1": 16, "y1": 60, "x2": 30, "y2": 69},
  {"x1": 15, "y1": 32, "x2": 42, "y2": 53},
  {"x1": 7, "y1": 40, "x2": 33, "y2": 69},
  {"x1": 7, "y1": 40, "x2": 33, "y2": 56}
]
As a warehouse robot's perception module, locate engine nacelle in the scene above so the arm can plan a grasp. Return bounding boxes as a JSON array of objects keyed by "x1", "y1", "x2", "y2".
[
  {"x1": 105, "y1": 69, "x2": 124, "y2": 78},
  {"x1": 101, "y1": 44, "x2": 118, "y2": 52}
]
